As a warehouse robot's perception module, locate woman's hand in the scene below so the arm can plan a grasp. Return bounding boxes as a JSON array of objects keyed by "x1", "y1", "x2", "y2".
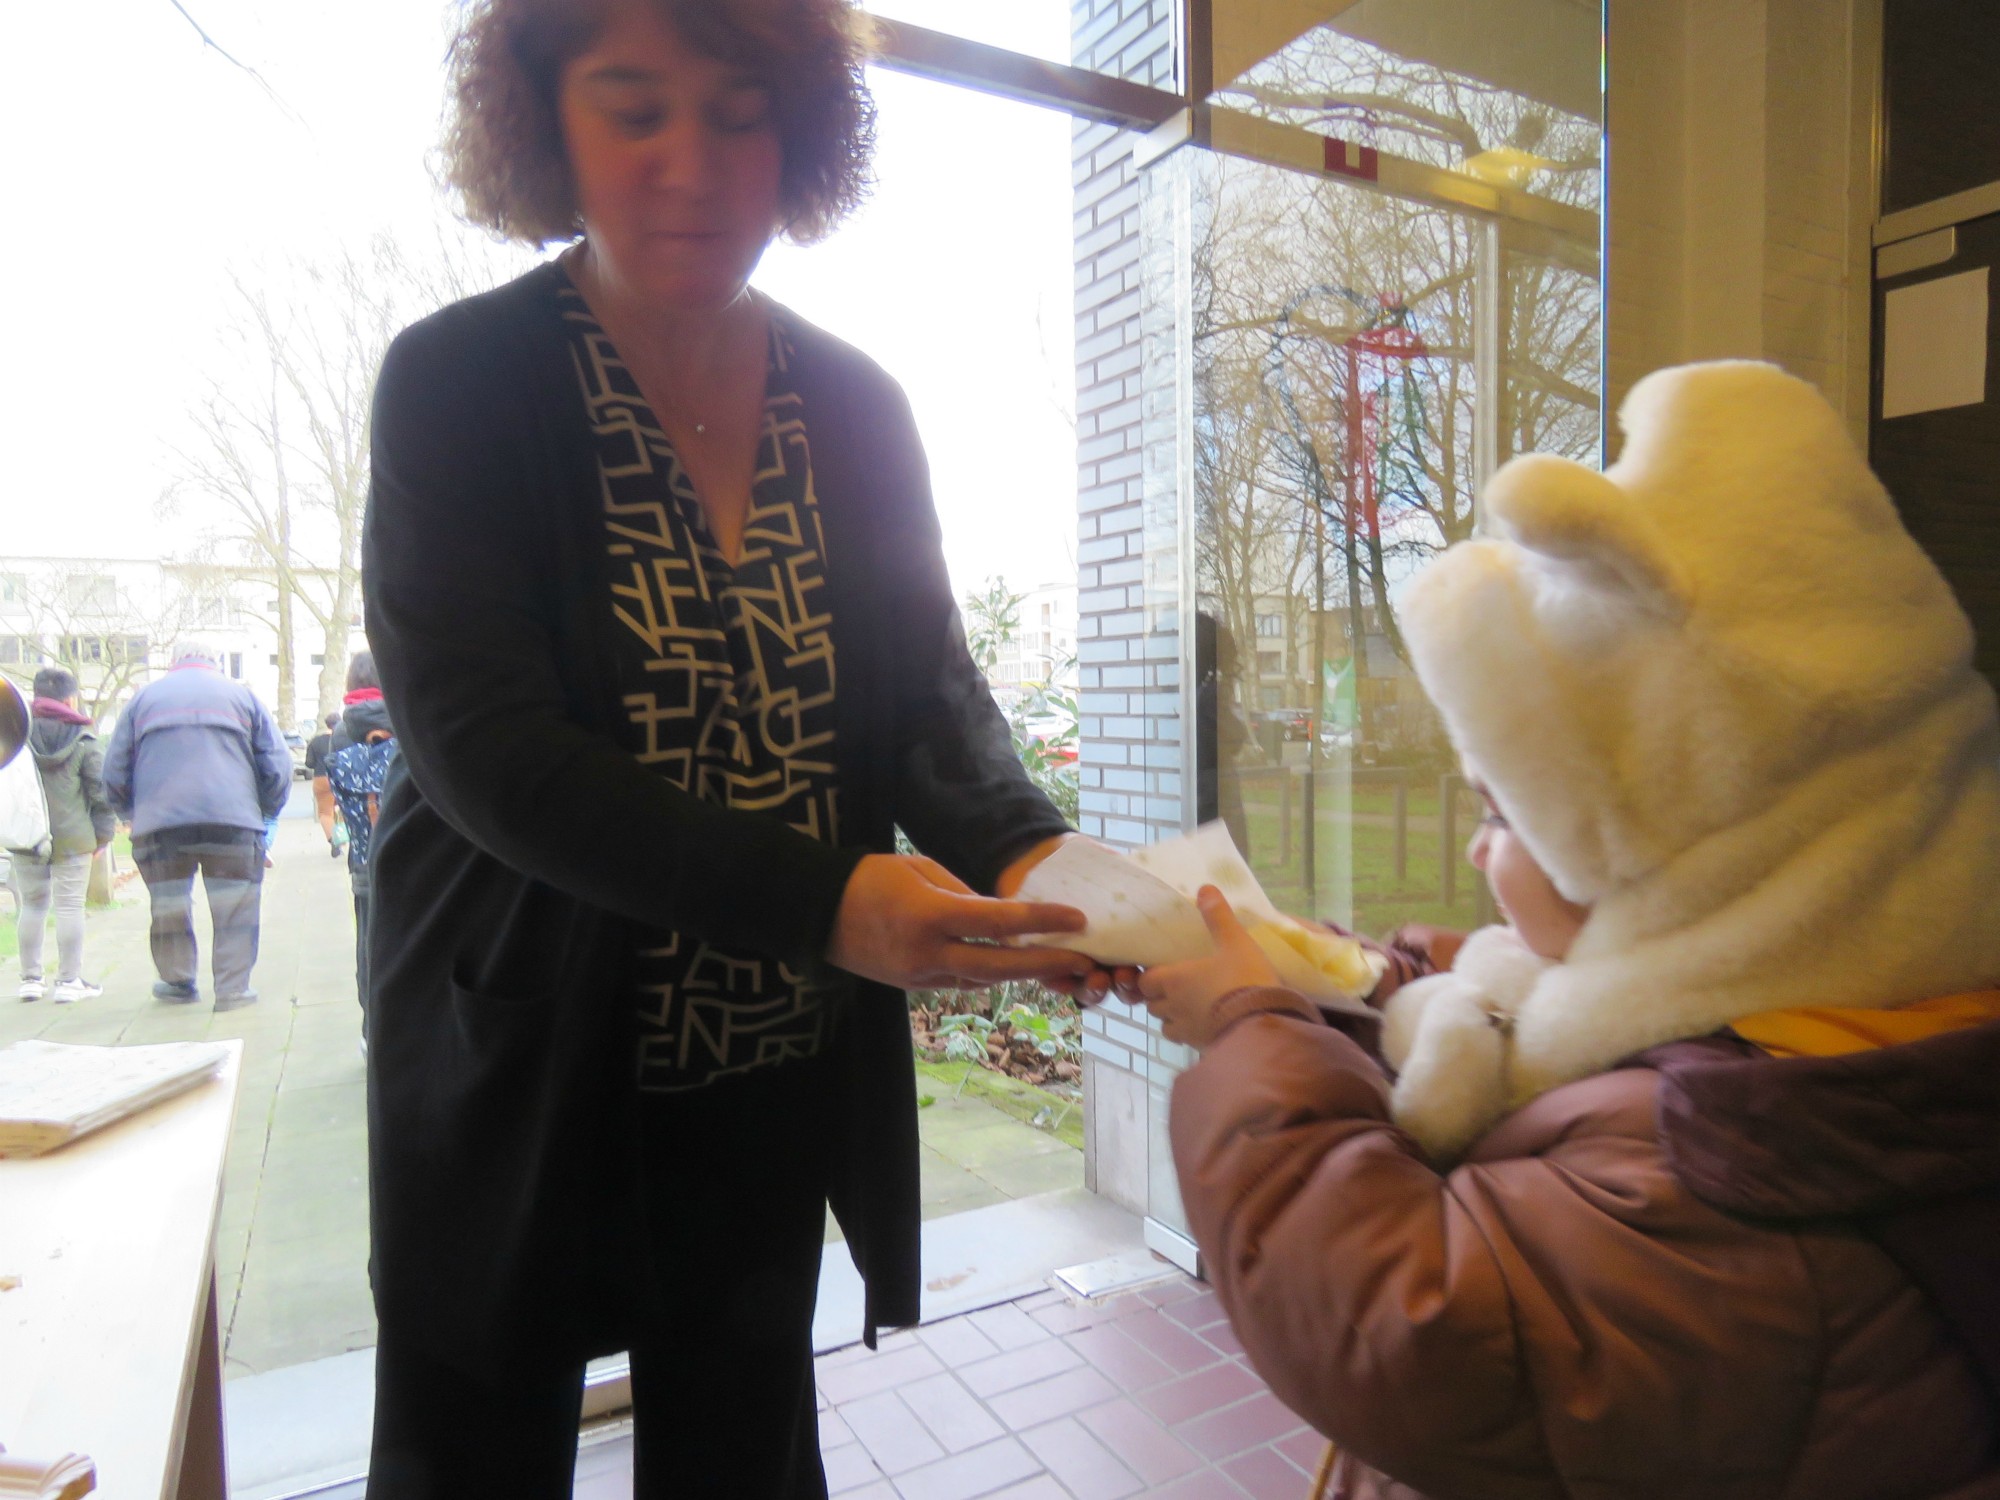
[
  {"x1": 1133, "y1": 886, "x2": 1282, "y2": 1048},
  {"x1": 827, "y1": 852, "x2": 1095, "y2": 991}
]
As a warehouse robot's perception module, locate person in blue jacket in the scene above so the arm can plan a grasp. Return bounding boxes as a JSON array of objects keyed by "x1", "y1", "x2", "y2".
[
  {"x1": 103, "y1": 639, "x2": 291, "y2": 1010},
  {"x1": 323, "y1": 650, "x2": 396, "y2": 1038}
]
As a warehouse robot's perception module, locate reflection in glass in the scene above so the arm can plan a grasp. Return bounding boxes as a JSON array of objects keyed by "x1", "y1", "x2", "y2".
[
  {"x1": 1169, "y1": 144, "x2": 1599, "y2": 944},
  {"x1": 867, "y1": 0, "x2": 1176, "y2": 85},
  {"x1": 1214, "y1": 4, "x2": 1603, "y2": 213}
]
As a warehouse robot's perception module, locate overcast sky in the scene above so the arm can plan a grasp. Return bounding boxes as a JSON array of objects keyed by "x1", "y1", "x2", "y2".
[{"x1": 0, "y1": 1, "x2": 1080, "y2": 598}]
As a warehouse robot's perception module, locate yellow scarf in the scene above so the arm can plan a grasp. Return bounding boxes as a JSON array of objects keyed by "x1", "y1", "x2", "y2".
[{"x1": 1729, "y1": 990, "x2": 2000, "y2": 1059}]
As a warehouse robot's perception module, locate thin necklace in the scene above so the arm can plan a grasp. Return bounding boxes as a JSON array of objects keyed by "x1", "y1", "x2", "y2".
[{"x1": 572, "y1": 249, "x2": 754, "y2": 441}]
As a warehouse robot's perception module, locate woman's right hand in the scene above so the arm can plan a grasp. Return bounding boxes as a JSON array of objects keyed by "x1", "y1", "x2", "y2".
[{"x1": 826, "y1": 853, "x2": 1093, "y2": 991}]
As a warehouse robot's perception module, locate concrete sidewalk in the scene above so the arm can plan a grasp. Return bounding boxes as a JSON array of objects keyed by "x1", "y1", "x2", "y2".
[{"x1": 4, "y1": 791, "x2": 1084, "y2": 1382}]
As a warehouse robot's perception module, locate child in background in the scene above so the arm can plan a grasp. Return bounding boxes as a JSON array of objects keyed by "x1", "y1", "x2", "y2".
[
  {"x1": 324, "y1": 706, "x2": 395, "y2": 1042},
  {"x1": 8, "y1": 667, "x2": 115, "y2": 1003},
  {"x1": 1132, "y1": 362, "x2": 2000, "y2": 1500}
]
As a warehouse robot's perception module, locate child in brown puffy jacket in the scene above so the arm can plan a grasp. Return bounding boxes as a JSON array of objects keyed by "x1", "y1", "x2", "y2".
[{"x1": 1131, "y1": 362, "x2": 2000, "y2": 1500}]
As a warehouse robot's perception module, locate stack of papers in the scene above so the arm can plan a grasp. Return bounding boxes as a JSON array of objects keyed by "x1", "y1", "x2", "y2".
[
  {"x1": 0, "y1": 1041, "x2": 231, "y2": 1158},
  {"x1": 0, "y1": 1443, "x2": 96, "y2": 1498},
  {"x1": 1016, "y1": 823, "x2": 1383, "y2": 1013}
]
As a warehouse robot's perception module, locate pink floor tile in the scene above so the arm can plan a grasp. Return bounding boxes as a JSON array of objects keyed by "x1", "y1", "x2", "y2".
[
  {"x1": 967, "y1": 1302, "x2": 1055, "y2": 1352},
  {"x1": 916, "y1": 1317, "x2": 1004, "y2": 1369},
  {"x1": 1067, "y1": 1322, "x2": 1176, "y2": 1392},
  {"x1": 1076, "y1": 1397, "x2": 1203, "y2": 1485},
  {"x1": 889, "y1": 1435, "x2": 1043, "y2": 1500},
  {"x1": 822, "y1": 1340, "x2": 884, "y2": 1368},
  {"x1": 1194, "y1": 1320, "x2": 1245, "y2": 1359},
  {"x1": 957, "y1": 1337, "x2": 1085, "y2": 1399},
  {"x1": 984, "y1": 1480, "x2": 1071, "y2": 1500},
  {"x1": 818, "y1": 1345, "x2": 948, "y2": 1406},
  {"x1": 1178, "y1": 1391, "x2": 1308, "y2": 1463},
  {"x1": 824, "y1": 1438, "x2": 889, "y2": 1495},
  {"x1": 986, "y1": 1363, "x2": 1120, "y2": 1431},
  {"x1": 1136, "y1": 1361, "x2": 1263, "y2": 1426},
  {"x1": 1161, "y1": 1291, "x2": 1227, "y2": 1333},
  {"x1": 840, "y1": 1389, "x2": 948, "y2": 1475},
  {"x1": 1219, "y1": 1445, "x2": 1314, "y2": 1498},
  {"x1": 1274, "y1": 1426, "x2": 1330, "y2": 1475},
  {"x1": 897, "y1": 1371, "x2": 1007, "y2": 1453},
  {"x1": 1139, "y1": 1277, "x2": 1208, "y2": 1308},
  {"x1": 1114, "y1": 1308, "x2": 1226, "y2": 1375},
  {"x1": 1139, "y1": 1470, "x2": 1249, "y2": 1500},
  {"x1": 1030, "y1": 1292, "x2": 1141, "y2": 1337},
  {"x1": 1020, "y1": 1416, "x2": 1145, "y2": 1500}
]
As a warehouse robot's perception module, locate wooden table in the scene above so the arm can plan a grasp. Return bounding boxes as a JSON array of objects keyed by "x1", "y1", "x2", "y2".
[{"x1": 0, "y1": 1042, "x2": 242, "y2": 1499}]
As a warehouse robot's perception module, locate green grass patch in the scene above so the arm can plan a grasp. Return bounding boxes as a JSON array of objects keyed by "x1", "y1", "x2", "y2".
[
  {"x1": 1241, "y1": 803, "x2": 1493, "y2": 938},
  {"x1": 913, "y1": 1058, "x2": 1084, "y2": 1152}
]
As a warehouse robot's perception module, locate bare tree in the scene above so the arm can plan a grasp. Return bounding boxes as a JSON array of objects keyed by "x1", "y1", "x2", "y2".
[
  {"x1": 170, "y1": 289, "x2": 309, "y2": 726},
  {"x1": 165, "y1": 231, "x2": 528, "y2": 727}
]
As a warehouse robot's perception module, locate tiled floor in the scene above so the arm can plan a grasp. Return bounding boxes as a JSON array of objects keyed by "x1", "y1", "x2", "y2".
[{"x1": 568, "y1": 1275, "x2": 1328, "y2": 1500}]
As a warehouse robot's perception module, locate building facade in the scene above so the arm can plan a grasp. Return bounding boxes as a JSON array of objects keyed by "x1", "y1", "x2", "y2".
[{"x1": 0, "y1": 556, "x2": 354, "y2": 735}]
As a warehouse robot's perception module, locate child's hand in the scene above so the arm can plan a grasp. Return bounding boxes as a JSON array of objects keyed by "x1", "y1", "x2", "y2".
[{"x1": 1135, "y1": 886, "x2": 1282, "y2": 1048}]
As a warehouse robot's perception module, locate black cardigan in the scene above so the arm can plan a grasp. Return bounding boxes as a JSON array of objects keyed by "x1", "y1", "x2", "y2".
[{"x1": 361, "y1": 262, "x2": 1069, "y2": 1371}]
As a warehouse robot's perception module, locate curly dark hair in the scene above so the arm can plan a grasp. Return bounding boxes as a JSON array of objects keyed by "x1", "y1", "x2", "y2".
[{"x1": 444, "y1": 0, "x2": 876, "y2": 248}]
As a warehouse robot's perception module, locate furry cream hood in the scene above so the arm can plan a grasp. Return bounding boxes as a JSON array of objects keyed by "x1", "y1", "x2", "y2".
[{"x1": 1384, "y1": 360, "x2": 2000, "y2": 1162}]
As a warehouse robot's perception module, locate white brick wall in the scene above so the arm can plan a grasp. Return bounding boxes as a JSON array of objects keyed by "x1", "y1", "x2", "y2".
[{"x1": 1071, "y1": 0, "x2": 1184, "y2": 1219}]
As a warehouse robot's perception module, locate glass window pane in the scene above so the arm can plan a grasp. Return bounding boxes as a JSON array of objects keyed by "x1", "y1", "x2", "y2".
[
  {"x1": 866, "y1": 0, "x2": 1179, "y2": 89},
  {"x1": 1143, "y1": 12, "x2": 1603, "y2": 956},
  {"x1": 1214, "y1": 2, "x2": 1603, "y2": 213},
  {"x1": 1162, "y1": 153, "x2": 1493, "y2": 934}
]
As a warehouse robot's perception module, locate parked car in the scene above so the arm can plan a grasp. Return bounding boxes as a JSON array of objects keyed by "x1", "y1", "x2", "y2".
[
  {"x1": 284, "y1": 731, "x2": 311, "y2": 779},
  {"x1": 1259, "y1": 708, "x2": 1312, "y2": 742}
]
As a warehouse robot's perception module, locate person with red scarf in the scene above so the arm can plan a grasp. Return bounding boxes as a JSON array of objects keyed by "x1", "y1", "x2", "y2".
[{"x1": 8, "y1": 666, "x2": 114, "y2": 1003}]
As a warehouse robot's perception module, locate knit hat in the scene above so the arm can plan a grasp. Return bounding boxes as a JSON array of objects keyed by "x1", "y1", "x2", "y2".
[{"x1": 1382, "y1": 361, "x2": 2000, "y2": 1161}]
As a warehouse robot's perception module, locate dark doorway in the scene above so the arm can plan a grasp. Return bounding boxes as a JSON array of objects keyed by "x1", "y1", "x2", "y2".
[{"x1": 1871, "y1": 3, "x2": 2000, "y2": 689}]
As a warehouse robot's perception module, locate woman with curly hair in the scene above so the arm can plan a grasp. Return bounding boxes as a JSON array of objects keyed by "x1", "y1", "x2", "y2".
[{"x1": 360, "y1": 2, "x2": 1102, "y2": 1492}]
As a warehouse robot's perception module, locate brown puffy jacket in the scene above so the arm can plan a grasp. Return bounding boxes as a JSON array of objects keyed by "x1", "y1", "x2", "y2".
[{"x1": 1170, "y1": 1000, "x2": 2000, "y2": 1500}]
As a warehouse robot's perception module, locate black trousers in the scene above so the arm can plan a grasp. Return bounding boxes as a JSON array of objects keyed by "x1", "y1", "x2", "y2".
[
  {"x1": 352, "y1": 885, "x2": 372, "y2": 1034},
  {"x1": 367, "y1": 1061, "x2": 833, "y2": 1500},
  {"x1": 132, "y1": 824, "x2": 265, "y2": 999}
]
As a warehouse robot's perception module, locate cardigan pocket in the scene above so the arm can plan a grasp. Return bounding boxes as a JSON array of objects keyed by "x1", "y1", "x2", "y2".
[{"x1": 444, "y1": 971, "x2": 549, "y2": 1051}]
